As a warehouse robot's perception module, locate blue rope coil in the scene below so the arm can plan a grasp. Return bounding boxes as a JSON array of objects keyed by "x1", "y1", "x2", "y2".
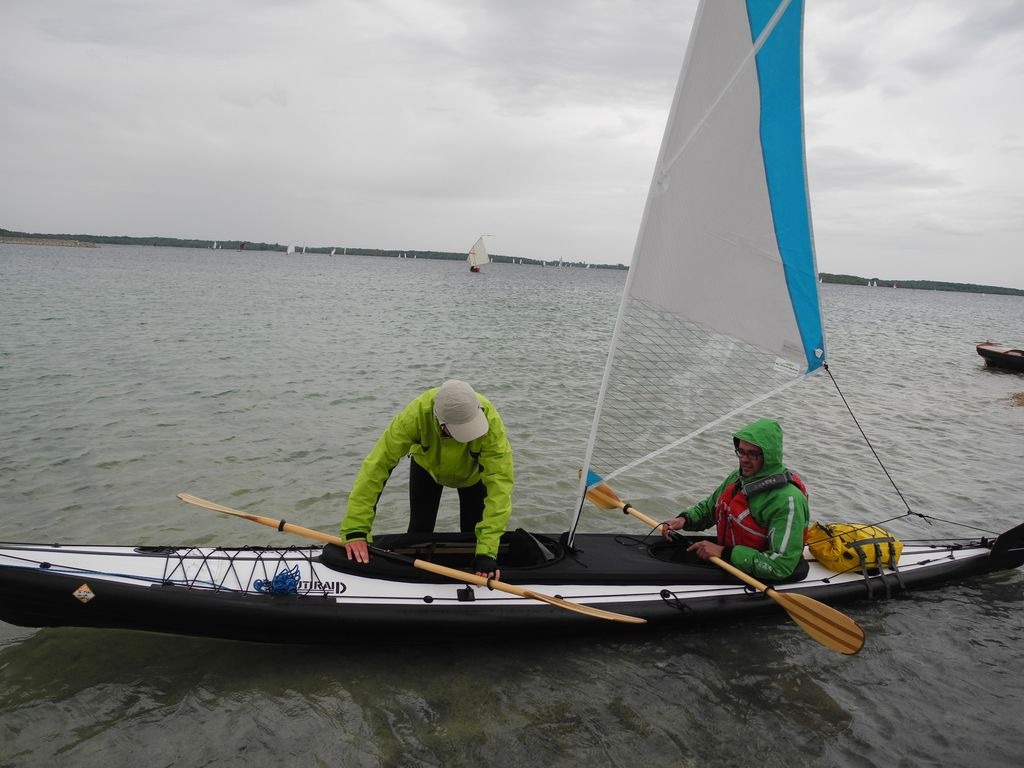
[{"x1": 253, "y1": 565, "x2": 301, "y2": 594}]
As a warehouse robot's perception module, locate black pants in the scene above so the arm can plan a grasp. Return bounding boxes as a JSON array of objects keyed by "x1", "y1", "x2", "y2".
[{"x1": 408, "y1": 457, "x2": 486, "y2": 534}]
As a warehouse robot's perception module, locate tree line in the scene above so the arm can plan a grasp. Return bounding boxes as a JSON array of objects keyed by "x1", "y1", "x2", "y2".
[{"x1": 819, "y1": 272, "x2": 1023, "y2": 297}]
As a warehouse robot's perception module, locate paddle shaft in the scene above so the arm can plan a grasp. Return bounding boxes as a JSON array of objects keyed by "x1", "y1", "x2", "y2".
[{"x1": 176, "y1": 493, "x2": 645, "y2": 624}]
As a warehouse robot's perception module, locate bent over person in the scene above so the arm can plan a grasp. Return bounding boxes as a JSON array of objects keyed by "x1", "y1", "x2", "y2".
[
  {"x1": 661, "y1": 418, "x2": 809, "y2": 581},
  {"x1": 340, "y1": 379, "x2": 514, "y2": 579}
]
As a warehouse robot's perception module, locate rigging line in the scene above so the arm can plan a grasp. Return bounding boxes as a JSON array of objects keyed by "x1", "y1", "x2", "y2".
[
  {"x1": 890, "y1": 512, "x2": 1000, "y2": 537},
  {"x1": 822, "y1": 368, "x2": 995, "y2": 538},
  {"x1": 8, "y1": 555, "x2": 222, "y2": 589},
  {"x1": 823, "y1": 363, "x2": 916, "y2": 516}
]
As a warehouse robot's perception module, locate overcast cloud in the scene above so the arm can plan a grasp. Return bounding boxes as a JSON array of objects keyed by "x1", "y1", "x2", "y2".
[{"x1": 2, "y1": 0, "x2": 1023, "y2": 288}]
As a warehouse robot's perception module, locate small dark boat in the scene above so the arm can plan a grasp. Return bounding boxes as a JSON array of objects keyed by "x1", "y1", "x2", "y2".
[{"x1": 976, "y1": 342, "x2": 1024, "y2": 372}]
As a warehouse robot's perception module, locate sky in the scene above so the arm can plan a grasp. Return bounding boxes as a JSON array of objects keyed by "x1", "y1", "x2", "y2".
[{"x1": 2, "y1": 0, "x2": 1023, "y2": 289}]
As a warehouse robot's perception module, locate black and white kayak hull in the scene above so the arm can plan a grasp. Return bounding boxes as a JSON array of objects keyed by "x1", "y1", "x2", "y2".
[{"x1": 1, "y1": 524, "x2": 1022, "y2": 643}]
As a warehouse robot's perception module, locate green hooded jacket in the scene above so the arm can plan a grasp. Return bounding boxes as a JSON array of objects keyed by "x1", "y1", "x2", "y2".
[
  {"x1": 679, "y1": 418, "x2": 808, "y2": 580},
  {"x1": 340, "y1": 388, "x2": 514, "y2": 559}
]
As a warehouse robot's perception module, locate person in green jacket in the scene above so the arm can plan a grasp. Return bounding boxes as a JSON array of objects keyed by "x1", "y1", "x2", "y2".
[
  {"x1": 660, "y1": 418, "x2": 809, "y2": 581},
  {"x1": 340, "y1": 379, "x2": 514, "y2": 579}
]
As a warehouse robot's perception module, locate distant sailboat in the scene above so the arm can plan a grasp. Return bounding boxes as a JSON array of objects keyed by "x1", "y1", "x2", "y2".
[
  {"x1": 330, "y1": 248, "x2": 336, "y2": 256},
  {"x1": 467, "y1": 236, "x2": 490, "y2": 273},
  {"x1": 287, "y1": 244, "x2": 296, "y2": 255}
]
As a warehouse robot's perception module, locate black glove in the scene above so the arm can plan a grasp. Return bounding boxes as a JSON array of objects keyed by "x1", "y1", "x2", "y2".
[{"x1": 473, "y1": 555, "x2": 498, "y2": 575}]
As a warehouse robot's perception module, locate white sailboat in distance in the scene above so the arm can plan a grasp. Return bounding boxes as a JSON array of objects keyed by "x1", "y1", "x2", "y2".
[{"x1": 467, "y1": 236, "x2": 491, "y2": 273}]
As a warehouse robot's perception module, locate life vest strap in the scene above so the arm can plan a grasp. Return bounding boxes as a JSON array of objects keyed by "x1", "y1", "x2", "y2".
[{"x1": 739, "y1": 470, "x2": 797, "y2": 498}]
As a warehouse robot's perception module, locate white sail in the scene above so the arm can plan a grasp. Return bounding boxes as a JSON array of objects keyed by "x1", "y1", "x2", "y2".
[
  {"x1": 286, "y1": 244, "x2": 296, "y2": 255},
  {"x1": 467, "y1": 236, "x2": 490, "y2": 269},
  {"x1": 574, "y1": 0, "x2": 825, "y2": 539}
]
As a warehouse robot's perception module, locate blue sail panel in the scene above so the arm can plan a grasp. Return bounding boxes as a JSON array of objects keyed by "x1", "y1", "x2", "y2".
[{"x1": 748, "y1": 0, "x2": 825, "y2": 372}]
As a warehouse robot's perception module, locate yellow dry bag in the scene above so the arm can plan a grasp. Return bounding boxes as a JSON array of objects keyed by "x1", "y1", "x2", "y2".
[{"x1": 805, "y1": 522, "x2": 903, "y2": 573}]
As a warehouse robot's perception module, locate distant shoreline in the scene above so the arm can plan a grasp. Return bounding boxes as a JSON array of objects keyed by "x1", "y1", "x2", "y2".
[
  {"x1": 2, "y1": 229, "x2": 1021, "y2": 294},
  {"x1": 0, "y1": 236, "x2": 97, "y2": 248},
  {"x1": 0, "y1": 228, "x2": 625, "y2": 271},
  {"x1": 817, "y1": 273, "x2": 1024, "y2": 297}
]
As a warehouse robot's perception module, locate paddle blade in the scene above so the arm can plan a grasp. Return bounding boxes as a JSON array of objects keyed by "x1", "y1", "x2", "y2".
[
  {"x1": 522, "y1": 590, "x2": 647, "y2": 625},
  {"x1": 771, "y1": 590, "x2": 866, "y2": 655},
  {"x1": 178, "y1": 493, "x2": 260, "y2": 521},
  {"x1": 585, "y1": 483, "x2": 621, "y2": 510},
  {"x1": 580, "y1": 470, "x2": 626, "y2": 511},
  {"x1": 177, "y1": 492, "x2": 344, "y2": 546}
]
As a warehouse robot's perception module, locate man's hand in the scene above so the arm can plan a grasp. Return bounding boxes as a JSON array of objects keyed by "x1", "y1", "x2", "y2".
[
  {"x1": 344, "y1": 540, "x2": 370, "y2": 563},
  {"x1": 473, "y1": 555, "x2": 499, "y2": 580},
  {"x1": 687, "y1": 540, "x2": 724, "y2": 561},
  {"x1": 661, "y1": 517, "x2": 684, "y2": 541}
]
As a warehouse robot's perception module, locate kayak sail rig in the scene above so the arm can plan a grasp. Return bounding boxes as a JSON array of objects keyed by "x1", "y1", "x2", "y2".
[{"x1": 571, "y1": 0, "x2": 825, "y2": 545}]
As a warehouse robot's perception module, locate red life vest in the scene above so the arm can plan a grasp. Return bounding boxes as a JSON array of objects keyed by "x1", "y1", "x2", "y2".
[{"x1": 714, "y1": 471, "x2": 808, "y2": 549}]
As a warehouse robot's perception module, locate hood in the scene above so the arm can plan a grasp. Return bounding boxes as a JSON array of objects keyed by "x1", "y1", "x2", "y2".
[{"x1": 733, "y1": 418, "x2": 786, "y2": 478}]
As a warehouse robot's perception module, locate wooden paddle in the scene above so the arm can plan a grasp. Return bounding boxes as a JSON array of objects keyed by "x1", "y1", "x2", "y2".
[
  {"x1": 176, "y1": 493, "x2": 645, "y2": 625},
  {"x1": 583, "y1": 480, "x2": 865, "y2": 654}
]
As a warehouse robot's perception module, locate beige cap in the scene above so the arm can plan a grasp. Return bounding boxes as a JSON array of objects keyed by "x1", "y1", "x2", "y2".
[{"x1": 433, "y1": 379, "x2": 489, "y2": 442}]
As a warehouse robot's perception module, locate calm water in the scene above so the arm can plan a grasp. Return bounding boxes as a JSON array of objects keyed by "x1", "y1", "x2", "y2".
[{"x1": 1, "y1": 244, "x2": 1022, "y2": 767}]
